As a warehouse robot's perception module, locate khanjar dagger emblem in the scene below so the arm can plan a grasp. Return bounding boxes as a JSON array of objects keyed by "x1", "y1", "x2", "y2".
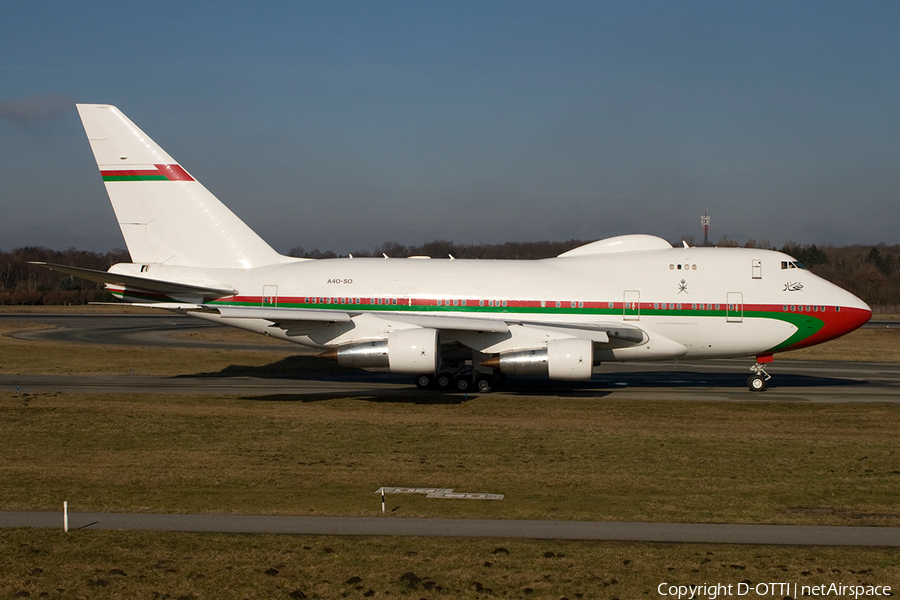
[{"x1": 678, "y1": 279, "x2": 688, "y2": 294}]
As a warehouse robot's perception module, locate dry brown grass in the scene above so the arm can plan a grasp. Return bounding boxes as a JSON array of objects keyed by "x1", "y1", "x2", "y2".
[
  {"x1": 2, "y1": 390, "x2": 898, "y2": 528},
  {"x1": 0, "y1": 320, "x2": 286, "y2": 375},
  {"x1": 0, "y1": 304, "x2": 161, "y2": 314},
  {"x1": 2, "y1": 528, "x2": 898, "y2": 600}
]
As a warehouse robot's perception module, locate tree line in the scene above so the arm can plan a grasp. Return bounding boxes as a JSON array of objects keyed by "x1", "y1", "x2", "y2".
[{"x1": 2, "y1": 239, "x2": 898, "y2": 307}]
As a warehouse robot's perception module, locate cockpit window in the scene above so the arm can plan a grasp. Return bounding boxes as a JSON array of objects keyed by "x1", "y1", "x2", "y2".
[{"x1": 780, "y1": 260, "x2": 807, "y2": 270}]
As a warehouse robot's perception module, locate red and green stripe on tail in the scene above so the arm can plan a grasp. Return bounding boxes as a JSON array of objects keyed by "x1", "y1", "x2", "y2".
[{"x1": 101, "y1": 164, "x2": 194, "y2": 182}]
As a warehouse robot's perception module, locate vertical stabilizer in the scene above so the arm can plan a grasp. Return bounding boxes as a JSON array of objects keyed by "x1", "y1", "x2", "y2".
[{"x1": 76, "y1": 104, "x2": 282, "y2": 269}]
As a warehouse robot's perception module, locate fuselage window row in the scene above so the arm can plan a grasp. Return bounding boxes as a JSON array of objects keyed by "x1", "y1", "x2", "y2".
[{"x1": 292, "y1": 297, "x2": 834, "y2": 315}]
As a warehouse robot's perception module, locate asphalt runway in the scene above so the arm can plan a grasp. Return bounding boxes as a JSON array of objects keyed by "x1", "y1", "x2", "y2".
[
  {"x1": 4, "y1": 511, "x2": 900, "y2": 546},
  {"x1": 2, "y1": 313, "x2": 899, "y2": 402}
]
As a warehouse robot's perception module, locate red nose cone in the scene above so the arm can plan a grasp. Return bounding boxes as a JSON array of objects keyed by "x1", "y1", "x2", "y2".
[{"x1": 785, "y1": 305, "x2": 871, "y2": 351}]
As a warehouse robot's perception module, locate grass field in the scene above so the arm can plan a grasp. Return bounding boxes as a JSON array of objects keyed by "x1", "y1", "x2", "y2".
[
  {"x1": 2, "y1": 391, "x2": 899, "y2": 527},
  {"x1": 1, "y1": 310, "x2": 899, "y2": 598},
  {"x1": 3, "y1": 529, "x2": 898, "y2": 600}
]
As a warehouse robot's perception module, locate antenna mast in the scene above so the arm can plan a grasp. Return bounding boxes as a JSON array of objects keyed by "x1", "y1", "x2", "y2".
[{"x1": 701, "y1": 209, "x2": 711, "y2": 247}]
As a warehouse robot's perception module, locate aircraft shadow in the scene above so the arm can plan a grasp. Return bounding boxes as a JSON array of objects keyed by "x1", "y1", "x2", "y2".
[
  {"x1": 179, "y1": 354, "x2": 391, "y2": 381},
  {"x1": 244, "y1": 391, "x2": 477, "y2": 404},
  {"x1": 499, "y1": 371, "x2": 867, "y2": 396},
  {"x1": 178, "y1": 355, "x2": 869, "y2": 401}
]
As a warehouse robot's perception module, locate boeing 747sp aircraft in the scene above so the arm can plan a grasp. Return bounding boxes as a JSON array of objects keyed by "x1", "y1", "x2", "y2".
[{"x1": 34, "y1": 104, "x2": 872, "y2": 392}]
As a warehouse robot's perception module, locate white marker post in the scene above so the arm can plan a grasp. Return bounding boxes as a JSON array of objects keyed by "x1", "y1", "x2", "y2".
[
  {"x1": 63, "y1": 501, "x2": 68, "y2": 533},
  {"x1": 381, "y1": 487, "x2": 385, "y2": 515}
]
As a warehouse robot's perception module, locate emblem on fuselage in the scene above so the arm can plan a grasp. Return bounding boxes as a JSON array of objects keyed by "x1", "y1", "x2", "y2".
[{"x1": 678, "y1": 279, "x2": 688, "y2": 294}]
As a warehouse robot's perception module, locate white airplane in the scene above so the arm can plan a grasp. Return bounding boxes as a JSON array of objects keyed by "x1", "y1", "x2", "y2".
[{"x1": 35, "y1": 104, "x2": 872, "y2": 393}]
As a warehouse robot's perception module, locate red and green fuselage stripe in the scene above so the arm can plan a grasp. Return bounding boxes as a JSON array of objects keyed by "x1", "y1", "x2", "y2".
[
  {"x1": 203, "y1": 295, "x2": 864, "y2": 353},
  {"x1": 110, "y1": 286, "x2": 867, "y2": 355}
]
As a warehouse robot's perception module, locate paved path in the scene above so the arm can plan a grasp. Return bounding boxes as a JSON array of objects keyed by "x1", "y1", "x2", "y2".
[{"x1": 3, "y1": 512, "x2": 899, "y2": 546}]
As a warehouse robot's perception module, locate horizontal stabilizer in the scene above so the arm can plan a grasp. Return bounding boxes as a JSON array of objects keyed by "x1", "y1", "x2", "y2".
[{"x1": 30, "y1": 262, "x2": 237, "y2": 298}]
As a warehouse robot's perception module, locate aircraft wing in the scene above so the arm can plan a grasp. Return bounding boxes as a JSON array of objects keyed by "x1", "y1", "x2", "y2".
[
  {"x1": 199, "y1": 305, "x2": 643, "y2": 346},
  {"x1": 29, "y1": 262, "x2": 237, "y2": 298},
  {"x1": 206, "y1": 305, "x2": 505, "y2": 331}
]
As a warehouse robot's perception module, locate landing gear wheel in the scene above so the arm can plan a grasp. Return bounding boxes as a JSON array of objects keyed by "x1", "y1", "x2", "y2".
[
  {"x1": 415, "y1": 374, "x2": 434, "y2": 390},
  {"x1": 748, "y1": 360, "x2": 772, "y2": 392},
  {"x1": 475, "y1": 376, "x2": 493, "y2": 393},
  {"x1": 748, "y1": 374, "x2": 767, "y2": 392},
  {"x1": 454, "y1": 376, "x2": 471, "y2": 392},
  {"x1": 436, "y1": 372, "x2": 453, "y2": 389},
  {"x1": 491, "y1": 371, "x2": 506, "y2": 385}
]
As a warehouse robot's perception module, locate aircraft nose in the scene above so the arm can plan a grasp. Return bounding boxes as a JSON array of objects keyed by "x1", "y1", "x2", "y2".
[
  {"x1": 832, "y1": 290, "x2": 871, "y2": 337},
  {"x1": 786, "y1": 285, "x2": 872, "y2": 351},
  {"x1": 845, "y1": 296, "x2": 872, "y2": 330}
]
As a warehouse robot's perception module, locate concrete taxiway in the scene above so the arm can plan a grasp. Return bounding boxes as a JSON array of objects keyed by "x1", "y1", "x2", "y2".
[{"x1": 4, "y1": 511, "x2": 900, "y2": 546}]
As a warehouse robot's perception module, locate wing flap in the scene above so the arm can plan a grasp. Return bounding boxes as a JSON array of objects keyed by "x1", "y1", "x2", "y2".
[
  {"x1": 517, "y1": 321, "x2": 646, "y2": 345},
  {"x1": 210, "y1": 305, "x2": 352, "y2": 323},
  {"x1": 376, "y1": 313, "x2": 510, "y2": 333}
]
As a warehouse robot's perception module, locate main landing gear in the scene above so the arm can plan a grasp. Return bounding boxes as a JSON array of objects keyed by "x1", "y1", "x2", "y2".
[
  {"x1": 748, "y1": 356, "x2": 773, "y2": 392},
  {"x1": 414, "y1": 371, "x2": 505, "y2": 393}
]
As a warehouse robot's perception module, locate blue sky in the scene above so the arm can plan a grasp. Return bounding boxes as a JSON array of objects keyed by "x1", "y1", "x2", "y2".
[{"x1": 2, "y1": 1, "x2": 898, "y2": 254}]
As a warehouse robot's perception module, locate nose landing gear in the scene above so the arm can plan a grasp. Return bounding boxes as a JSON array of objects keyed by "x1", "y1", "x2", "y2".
[{"x1": 748, "y1": 355, "x2": 774, "y2": 392}]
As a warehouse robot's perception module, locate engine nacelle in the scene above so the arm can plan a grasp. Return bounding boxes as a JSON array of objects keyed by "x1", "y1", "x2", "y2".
[
  {"x1": 491, "y1": 338, "x2": 594, "y2": 380},
  {"x1": 328, "y1": 328, "x2": 440, "y2": 374},
  {"x1": 387, "y1": 328, "x2": 440, "y2": 374},
  {"x1": 547, "y1": 338, "x2": 593, "y2": 380}
]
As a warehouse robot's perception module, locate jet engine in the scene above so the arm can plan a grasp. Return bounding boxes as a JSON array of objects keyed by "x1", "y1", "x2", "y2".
[
  {"x1": 320, "y1": 328, "x2": 440, "y2": 374},
  {"x1": 485, "y1": 338, "x2": 594, "y2": 380}
]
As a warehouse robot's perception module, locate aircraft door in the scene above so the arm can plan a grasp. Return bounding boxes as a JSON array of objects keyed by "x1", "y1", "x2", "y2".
[
  {"x1": 752, "y1": 259, "x2": 762, "y2": 279},
  {"x1": 624, "y1": 290, "x2": 640, "y2": 321},
  {"x1": 262, "y1": 285, "x2": 278, "y2": 307},
  {"x1": 726, "y1": 292, "x2": 743, "y2": 323}
]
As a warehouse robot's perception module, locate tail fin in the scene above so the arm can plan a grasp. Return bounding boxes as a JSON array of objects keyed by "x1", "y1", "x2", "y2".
[{"x1": 76, "y1": 104, "x2": 282, "y2": 269}]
